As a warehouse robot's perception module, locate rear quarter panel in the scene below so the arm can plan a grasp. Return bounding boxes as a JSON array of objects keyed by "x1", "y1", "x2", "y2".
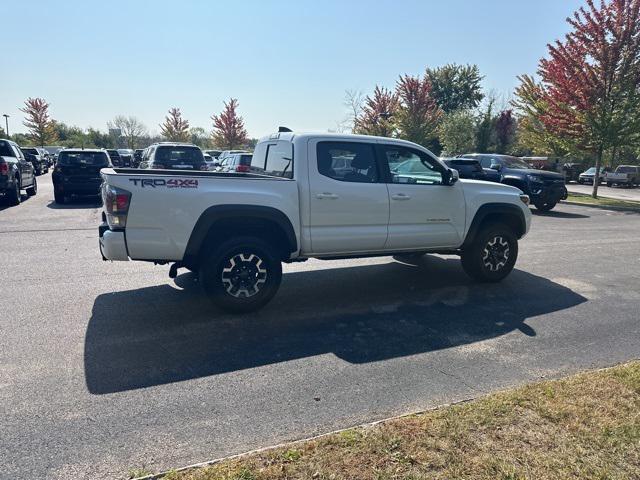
[{"x1": 102, "y1": 170, "x2": 300, "y2": 261}]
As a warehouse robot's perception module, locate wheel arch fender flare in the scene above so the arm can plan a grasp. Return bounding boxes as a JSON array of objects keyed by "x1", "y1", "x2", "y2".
[
  {"x1": 462, "y1": 203, "x2": 527, "y2": 249},
  {"x1": 183, "y1": 204, "x2": 298, "y2": 264}
]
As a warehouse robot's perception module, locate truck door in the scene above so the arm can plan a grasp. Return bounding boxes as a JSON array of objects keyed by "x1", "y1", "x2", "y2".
[
  {"x1": 378, "y1": 143, "x2": 465, "y2": 250},
  {"x1": 307, "y1": 139, "x2": 389, "y2": 254}
]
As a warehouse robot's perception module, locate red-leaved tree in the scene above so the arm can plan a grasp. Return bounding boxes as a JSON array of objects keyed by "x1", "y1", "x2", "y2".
[
  {"x1": 354, "y1": 86, "x2": 399, "y2": 137},
  {"x1": 538, "y1": 0, "x2": 640, "y2": 197},
  {"x1": 394, "y1": 75, "x2": 443, "y2": 147},
  {"x1": 211, "y1": 98, "x2": 248, "y2": 149},
  {"x1": 495, "y1": 109, "x2": 516, "y2": 153},
  {"x1": 20, "y1": 97, "x2": 57, "y2": 146},
  {"x1": 160, "y1": 108, "x2": 190, "y2": 142}
]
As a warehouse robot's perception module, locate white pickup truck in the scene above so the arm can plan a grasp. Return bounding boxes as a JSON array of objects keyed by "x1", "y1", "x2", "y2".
[{"x1": 99, "y1": 131, "x2": 532, "y2": 312}]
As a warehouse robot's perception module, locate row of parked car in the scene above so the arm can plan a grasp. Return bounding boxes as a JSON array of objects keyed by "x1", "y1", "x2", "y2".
[{"x1": 576, "y1": 165, "x2": 640, "y2": 187}]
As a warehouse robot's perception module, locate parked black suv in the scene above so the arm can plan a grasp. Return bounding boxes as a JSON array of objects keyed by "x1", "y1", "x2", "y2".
[
  {"x1": 139, "y1": 143, "x2": 206, "y2": 170},
  {"x1": 0, "y1": 140, "x2": 38, "y2": 205},
  {"x1": 461, "y1": 153, "x2": 567, "y2": 211},
  {"x1": 52, "y1": 149, "x2": 111, "y2": 204}
]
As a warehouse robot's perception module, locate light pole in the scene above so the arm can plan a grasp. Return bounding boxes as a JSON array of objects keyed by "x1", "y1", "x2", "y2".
[{"x1": 2, "y1": 114, "x2": 9, "y2": 138}]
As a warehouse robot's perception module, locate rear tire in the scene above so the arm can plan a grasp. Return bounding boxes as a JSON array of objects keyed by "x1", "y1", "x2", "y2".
[
  {"x1": 26, "y1": 177, "x2": 37, "y2": 196},
  {"x1": 461, "y1": 223, "x2": 518, "y2": 283},
  {"x1": 7, "y1": 179, "x2": 21, "y2": 206},
  {"x1": 606, "y1": 182, "x2": 613, "y2": 187},
  {"x1": 54, "y1": 190, "x2": 65, "y2": 204},
  {"x1": 199, "y1": 236, "x2": 282, "y2": 313}
]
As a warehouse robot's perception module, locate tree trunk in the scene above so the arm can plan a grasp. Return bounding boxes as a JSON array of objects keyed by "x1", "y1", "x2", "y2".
[{"x1": 592, "y1": 145, "x2": 603, "y2": 198}]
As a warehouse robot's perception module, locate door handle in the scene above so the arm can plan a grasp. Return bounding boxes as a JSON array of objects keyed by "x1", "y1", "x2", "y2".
[
  {"x1": 316, "y1": 192, "x2": 339, "y2": 199},
  {"x1": 391, "y1": 193, "x2": 411, "y2": 201}
]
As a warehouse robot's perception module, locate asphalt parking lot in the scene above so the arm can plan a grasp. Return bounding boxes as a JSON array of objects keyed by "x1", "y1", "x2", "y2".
[{"x1": 1, "y1": 173, "x2": 639, "y2": 479}]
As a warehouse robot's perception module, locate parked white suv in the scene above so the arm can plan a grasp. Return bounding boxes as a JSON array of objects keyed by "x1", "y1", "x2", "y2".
[{"x1": 99, "y1": 131, "x2": 532, "y2": 312}]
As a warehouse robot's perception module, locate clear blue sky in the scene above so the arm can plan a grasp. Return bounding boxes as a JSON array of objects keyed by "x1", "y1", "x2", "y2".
[{"x1": 1, "y1": 0, "x2": 585, "y2": 138}]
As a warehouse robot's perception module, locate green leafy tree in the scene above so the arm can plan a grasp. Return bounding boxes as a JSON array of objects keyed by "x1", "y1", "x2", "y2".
[
  {"x1": 86, "y1": 128, "x2": 114, "y2": 148},
  {"x1": 395, "y1": 75, "x2": 443, "y2": 147},
  {"x1": 211, "y1": 98, "x2": 248, "y2": 149},
  {"x1": 438, "y1": 110, "x2": 476, "y2": 155},
  {"x1": 475, "y1": 97, "x2": 496, "y2": 153},
  {"x1": 0, "y1": 126, "x2": 6, "y2": 139},
  {"x1": 511, "y1": 75, "x2": 572, "y2": 157},
  {"x1": 425, "y1": 64, "x2": 484, "y2": 113},
  {"x1": 354, "y1": 86, "x2": 398, "y2": 137},
  {"x1": 20, "y1": 97, "x2": 57, "y2": 146},
  {"x1": 189, "y1": 127, "x2": 209, "y2": 148}
]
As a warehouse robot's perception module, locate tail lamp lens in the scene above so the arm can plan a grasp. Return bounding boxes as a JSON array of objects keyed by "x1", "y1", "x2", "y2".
[
  {"x1": 236, "y1": 164, "x2": 250, "y2": 173},
  {"x1": 102, "y1": 184, "x2": 131, "y2": 229},
  {"x1": 0, "y1": 163, "x2": 8, "y2": 175}
]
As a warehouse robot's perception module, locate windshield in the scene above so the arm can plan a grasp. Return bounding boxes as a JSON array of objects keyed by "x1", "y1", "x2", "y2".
[
  {"x1": 22, "y1": 148, "x2": 39, "y2": 155},
  {"x1": 499, "y1": 156, "x2": 532, "y2": 169},
  {"x1": 58, "y1": 151, "x2": 110, "y2": 166},
  {"x1": 584, "y1": 167, "x2": 596, "y2": 174},
  {"x1": 617, "y1": 166, "x2": 637, "y2": 173}
]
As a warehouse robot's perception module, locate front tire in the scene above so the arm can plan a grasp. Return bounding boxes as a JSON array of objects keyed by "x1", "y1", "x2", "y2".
[
  {"x1": 199, "y1": 236, "x2": 282, "y2": 313},
  {"x1": 26, "y1": 177, "x2": 37, "y2": 196},
  {"x1": 534, "y1": 201, "x2": 557, "y2": 212},
  {"x1": 54, "y1": 190, "x2": 65, "y2": 204},
  {"x1": 461, "y1": 224, "x2": 518, "y2": 283}
]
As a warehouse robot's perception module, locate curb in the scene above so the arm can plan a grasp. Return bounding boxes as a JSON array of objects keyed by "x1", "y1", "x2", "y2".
[
  {"x1": 130, "y1": 363, "x2": 638, "y2": 480},
  {"x1": 561, "y1": 200, "x2": 640, "y2": 213},
  {"x1": 131, "y1": 396, "x2": 478, "y2": 480}
]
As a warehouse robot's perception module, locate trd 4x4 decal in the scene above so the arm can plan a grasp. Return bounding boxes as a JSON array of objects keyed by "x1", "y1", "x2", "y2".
[{"x1": 129, "y1": 178, "x2": 199, "y2": 188}]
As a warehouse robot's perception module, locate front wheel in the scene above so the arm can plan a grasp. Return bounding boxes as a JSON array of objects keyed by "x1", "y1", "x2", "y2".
[
  {"x1": 461, "y1": 224, "x2": 518, "y2": 283},
  {"x1": 534, "y1": 201, "x2": 557, "y2": 212},
  {"x1": 199, "y1": 236, "x2": 282, "y2": 313}
]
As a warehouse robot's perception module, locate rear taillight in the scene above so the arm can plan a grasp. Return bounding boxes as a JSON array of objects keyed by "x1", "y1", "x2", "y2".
[
  {"x1": 235, "y1": 164, "x2": 250, "y2": 173},
  {"x1": 0, "y1": 163, "x2": 8, "y2": 175},
  {"x1": 102, "y1": 184, "x2": 131, "y2": 229}
]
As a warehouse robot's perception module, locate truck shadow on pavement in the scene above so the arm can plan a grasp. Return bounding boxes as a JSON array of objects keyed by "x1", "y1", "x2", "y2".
[
  {"x1": 46, "y1": 198, "x2": 102, "y2": 210},
  {"x1": 84, "y1": 256, "x2": 587, "y2": 394}
]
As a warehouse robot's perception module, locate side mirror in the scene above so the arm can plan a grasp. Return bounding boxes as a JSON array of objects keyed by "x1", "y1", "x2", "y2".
[
  {"x1": 444, "y1": 168, "x2": 459, "y2": 186},
  {"x1": 490, "y1": 163, "x2": 502, "y2": 171}
]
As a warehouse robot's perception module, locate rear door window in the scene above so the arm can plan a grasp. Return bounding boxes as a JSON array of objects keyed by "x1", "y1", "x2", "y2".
[
  {"x1": 0, "y1": 141, "x2": 16, "y2": 157},
  {"x1": 317, "y1": 142, "x2": 378, "y2": 183}
]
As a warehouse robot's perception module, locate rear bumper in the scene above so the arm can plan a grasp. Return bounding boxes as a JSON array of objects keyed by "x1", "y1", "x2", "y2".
[
  {"x1": 54, "y1": 177, "x2": 102, "y2": 195},
  {"x1": 99, "y1": 224, "x2": 129, "y2": 261}
]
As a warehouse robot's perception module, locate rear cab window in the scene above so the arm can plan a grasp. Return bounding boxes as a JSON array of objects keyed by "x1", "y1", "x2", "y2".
[{"x1": 251, "y1": 141, "x2": 293, "y2": 178}]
